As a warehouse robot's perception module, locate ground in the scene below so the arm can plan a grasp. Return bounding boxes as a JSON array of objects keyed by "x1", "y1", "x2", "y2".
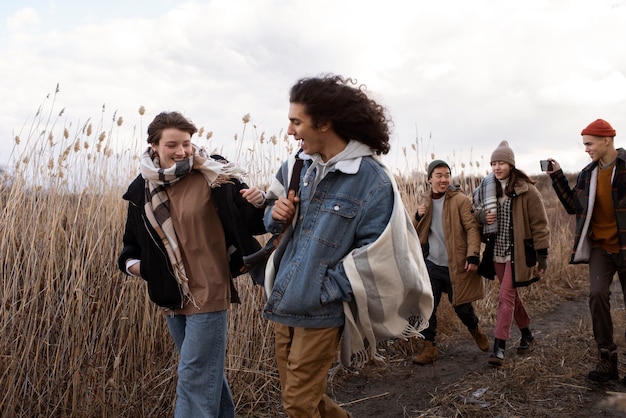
[{"x1": 329, "y1": 290, "x2": 626, "y2": 418}]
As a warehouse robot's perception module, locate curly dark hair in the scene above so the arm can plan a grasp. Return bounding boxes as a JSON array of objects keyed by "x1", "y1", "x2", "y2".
[
  {"x1": 146, "y1": 111, "x2": 197, "y2": 145},
  {"x1": 289, "y1": 74, "x2": 392, "y2": 155}
]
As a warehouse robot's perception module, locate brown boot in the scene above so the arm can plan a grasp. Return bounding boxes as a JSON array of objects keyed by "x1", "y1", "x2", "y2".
[
  {"x1": 412, "y1": 340, "x2": 438, "y2": 364},
  {"x1": 470, "y1": 326, "x2": 489, "y2": 352}
]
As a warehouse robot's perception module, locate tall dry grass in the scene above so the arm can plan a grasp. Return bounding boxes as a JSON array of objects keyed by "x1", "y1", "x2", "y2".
[
  {"x1": 0, "y1": 87, "x2": 587, "y2": 417},
  {"x1": 0, "y1": 89, "x2": 285, "y2": 417}
]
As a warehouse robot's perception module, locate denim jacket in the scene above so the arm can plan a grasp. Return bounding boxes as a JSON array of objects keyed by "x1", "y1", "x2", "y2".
[{"x1": 263, "y1": 156, "x2": 394, "y2": 328}]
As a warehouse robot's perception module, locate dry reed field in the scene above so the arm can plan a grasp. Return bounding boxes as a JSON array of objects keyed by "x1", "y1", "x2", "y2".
[{"x1": 1, "y1": 90, "x2": 626, "y2": 417}]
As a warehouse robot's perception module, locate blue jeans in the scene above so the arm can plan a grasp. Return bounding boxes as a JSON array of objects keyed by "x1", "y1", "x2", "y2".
[{"x1": 166, "y1": 310, "x2": 235, "y2": 418}]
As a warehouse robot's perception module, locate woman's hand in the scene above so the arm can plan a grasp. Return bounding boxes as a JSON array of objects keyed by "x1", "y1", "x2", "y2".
[
  {"x1": 241, "y1": 187, "x2": 266, "y2": 207},
  {"x1": 465, "y1": 260, "x2": 478, "y2": 272},
  {"x1": 534, "y1": 254, "x2": 548, "y2": 276}
]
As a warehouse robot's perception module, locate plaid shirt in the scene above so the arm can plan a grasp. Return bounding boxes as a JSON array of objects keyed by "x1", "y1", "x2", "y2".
[
  {"x1": 551, "y1": 148, "x2": 626, "y2": 263},
  {"x1": 494, "y1": 197, "x2": 512, "y2": 259}
]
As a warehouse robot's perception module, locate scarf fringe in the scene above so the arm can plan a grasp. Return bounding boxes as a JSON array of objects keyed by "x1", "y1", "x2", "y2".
[
  {"x1": 174, "y1": 264, "x2": 198, "y2": 309},
  {"x1": 398, "y1": 323, "x2": 421, "y2": 340},
  {"x1": 347, "y1": 347, "x2": 388, "y2": 369}
]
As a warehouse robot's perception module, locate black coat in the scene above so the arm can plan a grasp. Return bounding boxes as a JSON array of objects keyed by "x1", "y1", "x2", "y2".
[{"x1": 117, "y1": 169, "x2": 266, "y2": 309}]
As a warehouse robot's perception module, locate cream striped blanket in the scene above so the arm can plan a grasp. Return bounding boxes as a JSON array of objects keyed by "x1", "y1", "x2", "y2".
[
  {"x1": 340, "y1": 165, "x2": 434, "y2": 367},
  {"x1": 263, "y1": 154, "x2": 434, "y2": 367}
]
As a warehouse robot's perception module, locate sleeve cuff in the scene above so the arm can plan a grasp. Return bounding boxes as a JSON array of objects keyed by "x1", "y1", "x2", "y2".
[{"x1": 125, "y1": 259, "x2": 140, "y2": 276}]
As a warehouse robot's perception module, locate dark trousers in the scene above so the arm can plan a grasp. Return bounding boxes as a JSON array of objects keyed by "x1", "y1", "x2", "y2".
[
  {"x1": 423, "y1": 259, "x2": 479, "y2": 342},
  {"x1": 589, "y1": 247, "x2": 626, "y2": 351}
]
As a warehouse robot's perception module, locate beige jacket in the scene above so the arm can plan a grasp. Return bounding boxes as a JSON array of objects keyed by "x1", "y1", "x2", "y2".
[
  {"x1": 505, "y1": 180, "x2": 550, "y2": 286},
  {"x1": 414, "y1": 186, "x2": 484, "y2": 306}
]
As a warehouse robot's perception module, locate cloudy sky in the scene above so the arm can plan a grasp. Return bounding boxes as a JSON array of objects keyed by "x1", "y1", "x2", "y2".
[{"x1": 1, "y1": 0, "x2": 625, "y2": 176}]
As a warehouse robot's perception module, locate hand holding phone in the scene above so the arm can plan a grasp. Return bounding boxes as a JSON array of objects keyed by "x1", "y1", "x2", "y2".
[{"x1": 540, "y1": 160, "x2": 554, "y2": 172}]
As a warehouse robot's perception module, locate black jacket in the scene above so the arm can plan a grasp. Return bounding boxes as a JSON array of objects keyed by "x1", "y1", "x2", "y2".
[{"x1": 117, "y1": 168, "x2": 266, "y2": 309}]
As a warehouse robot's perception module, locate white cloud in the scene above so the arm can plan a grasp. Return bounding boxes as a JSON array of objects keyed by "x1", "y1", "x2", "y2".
[
  {"x1": 1, "y1": 0, "x2": 626, "y2": 175},
  {"x1": 538, "y1": 70, "x2": 626, "y2": 105},
  {"x1": 6, "y1": 7, "x2": 41, "y2": 32}
]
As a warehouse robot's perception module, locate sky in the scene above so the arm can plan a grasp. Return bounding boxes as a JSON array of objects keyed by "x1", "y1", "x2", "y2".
[{"x1": 1, "y1": 0, "x2": 626, "y2": 177}]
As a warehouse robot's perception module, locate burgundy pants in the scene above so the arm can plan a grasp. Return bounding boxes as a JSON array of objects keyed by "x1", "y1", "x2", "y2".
[{"x1": 493, "y1": 261, "x2": 531, "y2": 341}]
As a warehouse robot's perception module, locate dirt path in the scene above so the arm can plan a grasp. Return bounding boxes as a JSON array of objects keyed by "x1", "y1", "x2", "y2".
[{"x1": 330, "y1": 291, "x2": 626, "y2": 417}]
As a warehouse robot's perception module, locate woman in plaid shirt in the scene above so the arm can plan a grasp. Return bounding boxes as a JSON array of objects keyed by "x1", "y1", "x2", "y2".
[{"x1": 474, "y1": 140, "x2": 550, "y2": 367}]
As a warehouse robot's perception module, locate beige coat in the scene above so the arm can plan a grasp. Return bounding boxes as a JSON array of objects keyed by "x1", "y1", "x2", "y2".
[
  {"x1": 414, "y1": 186, "x2": 484, "y2": 306},
  {"x1": 506, "y1": 180, "x2": 550, "y2": 286}
]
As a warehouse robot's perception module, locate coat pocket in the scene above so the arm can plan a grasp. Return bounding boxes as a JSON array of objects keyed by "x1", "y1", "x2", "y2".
[
  {"x1": 478, "y1": 234, "x2": 496, "y2": 280},
  {"x1": 524, "y1": 239, "x2": 537, "y2": 267}
]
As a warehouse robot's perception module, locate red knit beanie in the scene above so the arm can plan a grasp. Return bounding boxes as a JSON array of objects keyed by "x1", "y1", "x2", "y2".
[{"x1": 581, "y1": 119, "x2": 616, "y2": 137}]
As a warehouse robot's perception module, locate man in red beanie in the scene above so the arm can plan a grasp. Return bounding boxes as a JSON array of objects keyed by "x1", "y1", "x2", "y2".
[{"x1": 546, "y1": 118, "x2": 626, "y2": 384}]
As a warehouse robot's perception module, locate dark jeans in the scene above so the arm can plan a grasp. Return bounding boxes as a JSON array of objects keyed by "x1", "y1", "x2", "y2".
[
  {"x1": 589, "y1": 247, "x2": 626, "y2": 351},
  {"x1": 423, "y1": 259, "x2": 480, "y2": 342}
]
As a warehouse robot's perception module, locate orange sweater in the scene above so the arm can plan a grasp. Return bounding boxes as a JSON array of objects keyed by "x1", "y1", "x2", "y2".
[{"x1": 591, "y1": 164, "x2": 619, "y2": 253}]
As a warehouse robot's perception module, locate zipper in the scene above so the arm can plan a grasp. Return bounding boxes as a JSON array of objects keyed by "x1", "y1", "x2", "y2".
[{"x1": 136, "y1": 201, "x2": 184, "y2": 309}]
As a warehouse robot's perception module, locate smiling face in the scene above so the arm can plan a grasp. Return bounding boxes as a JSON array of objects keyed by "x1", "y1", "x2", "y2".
[
  {"x1": 429, "y1": 166, "x2": 451, "y2": 193},
  {"x1": 287, "y1": 102, "x2": 328, "y2": 158},
  {"x1": 582, "y1": 135, "x2": 611, "y2": 162},
  {"x1": 491, "y1": 160, "x2": 512, "y2": 180},
  {"x1": 151, "y1": 127, "x2": 192, "y2": 168}
]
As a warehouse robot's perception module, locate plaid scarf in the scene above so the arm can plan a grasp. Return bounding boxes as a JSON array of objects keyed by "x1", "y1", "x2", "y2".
[
  {"x1": 140, "y1": 145, "x2": 246, "y2": 306},
  {"x1": 472, "y1": 172, "x2": 498, "y2": 235}
]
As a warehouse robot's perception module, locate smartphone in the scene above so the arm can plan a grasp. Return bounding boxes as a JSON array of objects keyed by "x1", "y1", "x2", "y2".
[{"x1": 540, "y1": 160, "x2": 553, "y2": 171}]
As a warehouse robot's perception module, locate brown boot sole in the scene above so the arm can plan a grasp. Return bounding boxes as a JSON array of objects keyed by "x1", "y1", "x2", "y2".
[
  {"x1": 488, "y1": 356, "x2": 504, "y2": 367},
  {"x1": 516, "y1": 338, "x2": 535, "y2": 354},
  {"x1": 412, "y1": 359, "x2": 436, "y2": 365}
]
